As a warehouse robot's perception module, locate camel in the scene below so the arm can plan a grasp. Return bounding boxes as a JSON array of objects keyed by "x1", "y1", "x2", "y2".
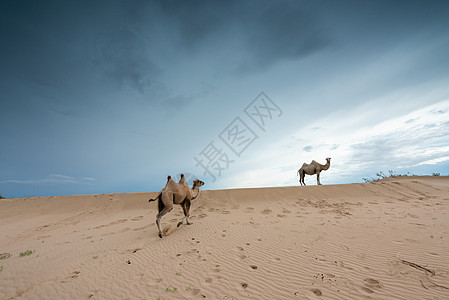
[
  {"x1": 148, "y1": 174, "x2": 205, "y2": 238},
  {"x1": 297, "y1": 157, "x2": 331, "y2": 186}
]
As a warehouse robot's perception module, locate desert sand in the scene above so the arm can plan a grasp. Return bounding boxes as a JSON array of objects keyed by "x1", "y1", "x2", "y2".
[{"x1": 1, "y1": 176, "x2": 448, "y2": 299}]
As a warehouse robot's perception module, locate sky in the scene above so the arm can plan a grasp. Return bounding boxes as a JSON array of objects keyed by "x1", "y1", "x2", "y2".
[{"x1": 1, "y1": 0, "x2": 449, "y2": 198}]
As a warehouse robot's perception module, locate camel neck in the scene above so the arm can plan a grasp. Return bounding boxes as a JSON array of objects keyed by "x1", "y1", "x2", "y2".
[{"x1": 191, "y1": 185, "x2": 201, "y2": 199}]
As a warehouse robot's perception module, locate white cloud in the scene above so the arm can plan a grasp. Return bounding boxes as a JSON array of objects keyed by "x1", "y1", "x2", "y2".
[
  {"x1": 218, "y1": 97, "x2": 449, "y2": 188},
  {"x1": 0, "y1": 174, "x2": 95, "y2": 185},
  {"x1": 411, "y1": 155, "x2": 449, "y2": 167}
]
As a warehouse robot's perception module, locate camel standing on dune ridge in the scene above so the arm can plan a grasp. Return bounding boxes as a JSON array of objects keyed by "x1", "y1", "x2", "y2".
[
  {"x1": 297, "y1": 157, "x2": 331, "y2": 186},
  {"x1": 149, "y1": 174, "x2": 205, "y2": 238}
]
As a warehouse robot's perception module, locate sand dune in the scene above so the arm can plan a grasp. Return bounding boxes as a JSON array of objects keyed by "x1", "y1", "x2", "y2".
[{"x1": 1, "y1": 176, "x2": 448, "y2": 299}]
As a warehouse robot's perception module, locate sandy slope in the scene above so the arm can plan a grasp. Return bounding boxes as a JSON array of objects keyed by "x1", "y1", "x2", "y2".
[{"x1": 0, "y1": 176, "x2": 448, "y2": 300}]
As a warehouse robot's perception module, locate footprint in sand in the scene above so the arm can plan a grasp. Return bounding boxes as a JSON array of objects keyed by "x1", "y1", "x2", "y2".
[
  {"x1": 149, "y1": 278, "x2": 163, "y2": 286},
  {"x1": 311, "y1": 288, "x2": 322, "y2": 296},
  {"x1": 94, "y1": 219, "x2": 127, "y2": 229},
  {"x1": 405, "y1": 238, "x2": 420, "y2": 243},
  {"x1": 35, "y1": 224, "x2": 52, "y2": 231},
  {"x1": 110, "y1": 219, "x2": 127, "y2": 225},
  {"x1": 131, "y1": 216, "x2": 143, "y2": 221},
  {"x1": 70, "y1": 271, "x2": 80, "y2": 278},
  {"x1": 361, "y1": 287, "x2": 374, "y2": 294},
  {"x1": 282, "y1": 209, "x2": 291, "y2": 214},
  {"x1": 162, "y1": 224, "x2": 174, "y2": 236},
  {"x1": 205, "y1": 278, "x2": 212, "y2": 283},
  {"x1": 261, "y1": 208, "x2": 272, "y2": 214},
  {"x1": 364, "y1": 278, "x2": 382, "y2": 289},
  {"x1": 88, "y1": 290, "x2": 98, "y2": 298},
  {"x1": 187, "y1": 288, "x2": 201, "y2": 296},
  {"x1": 335, "y1": 260, "x2": 353, "y2": 270},
  {"x1": 61, "y1": 271, "x2": 80, "y2": 283},
  {"x1": 133, "y1": 226, "x2": 148, "y2": 231},
  {"x1": 246, "y1": 207, "x2": 255, "y2": 212},
  {"x1": 198, "y1": 214, "x2": 208, "y2": 219}
]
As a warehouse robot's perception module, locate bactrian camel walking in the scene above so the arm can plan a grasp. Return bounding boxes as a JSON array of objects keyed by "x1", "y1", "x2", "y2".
[
  {"x1": 149, "y1": 174, "x2": 204, "y2": 238},
  {"x1": 297, "y1": 157, "x2": 331, "y2": 186}
]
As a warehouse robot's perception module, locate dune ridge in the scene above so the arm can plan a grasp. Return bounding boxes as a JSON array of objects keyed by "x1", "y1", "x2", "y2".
[{"x1": 1, "y1": 176, "x2": 448, "y2": 299}]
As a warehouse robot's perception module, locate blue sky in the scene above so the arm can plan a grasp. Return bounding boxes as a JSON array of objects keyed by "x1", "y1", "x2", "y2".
[{"x1": 1, "y1": 0, "x2": 449, "y2": 198}]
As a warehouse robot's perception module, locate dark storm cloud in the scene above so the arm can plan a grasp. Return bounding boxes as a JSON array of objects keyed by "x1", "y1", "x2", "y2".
[
  {"x1": 156, "y1": 0, "x2": 330, "y2": 72},
  {"x1": 92, "y1": 25, "x2": 159, "y2": 95},
  {"x1": 236, "y1": 2, "x2": 329, "y2": 72},
  {"x1": 0, "y1": 0, "x2": 163, "y2": 99},
  {"x1": 1, "y1": 1, "x2": 98, "y2": 88},
  {"x1": 2, "y1": 0, "x2": 448, "y2": 98},
  {"x1": 90, "y1": 0, "x2": 163, "y2": 95},
  {"x1": 160, "y1": 83, "x2": 215, "y2": 107}
]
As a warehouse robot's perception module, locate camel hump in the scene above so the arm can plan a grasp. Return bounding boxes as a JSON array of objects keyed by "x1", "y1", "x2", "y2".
[{"x1": 165, "y1": 175, "x2": 175, "y2": 188}]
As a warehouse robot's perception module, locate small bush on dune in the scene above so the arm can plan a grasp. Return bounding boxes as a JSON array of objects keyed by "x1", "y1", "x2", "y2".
[
  {"x1": 363, "y1": 170, "x2": 416, "y2": 183},
  {"x1": 363, "y1": 171, "x2": 446, "y2": 182},
  {"x1": 20, "y1": 250, "x2": 34, "y2": 257}
]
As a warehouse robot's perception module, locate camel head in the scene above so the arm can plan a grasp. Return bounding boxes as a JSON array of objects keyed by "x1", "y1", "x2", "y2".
[
  {"x1": 193, "y1": 179, "x2": 205, "y2": 189},
  {"x1": 326, "y1": 157, "x2": 331, "y2": 163},
  {"x1": 191, "y1": 179, "x2": 205, "y2": 200}
]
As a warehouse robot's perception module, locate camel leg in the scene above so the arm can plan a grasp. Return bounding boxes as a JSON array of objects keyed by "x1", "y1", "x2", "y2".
[
  {"x1": 177, "y1": 202, "x2": 187, "y2": 227},
  {"x1": 177, "y1": 200, "x2": 192, "y2": 227},
  {"x1": 317, "y1": 172, "x2": 321, "y2": 185},
  {"x1": 300, "y1": 171, "x2": 306, "y2": 186},
  {"x1": 155, "y1": 194, "x2": 173, "y2": 238},
  {"x1": 156, "y1": 206, "x2": 173, "y2": 238},
  {"x1": 185, "y1": 199, "x2": 192, "y2": 225}
]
